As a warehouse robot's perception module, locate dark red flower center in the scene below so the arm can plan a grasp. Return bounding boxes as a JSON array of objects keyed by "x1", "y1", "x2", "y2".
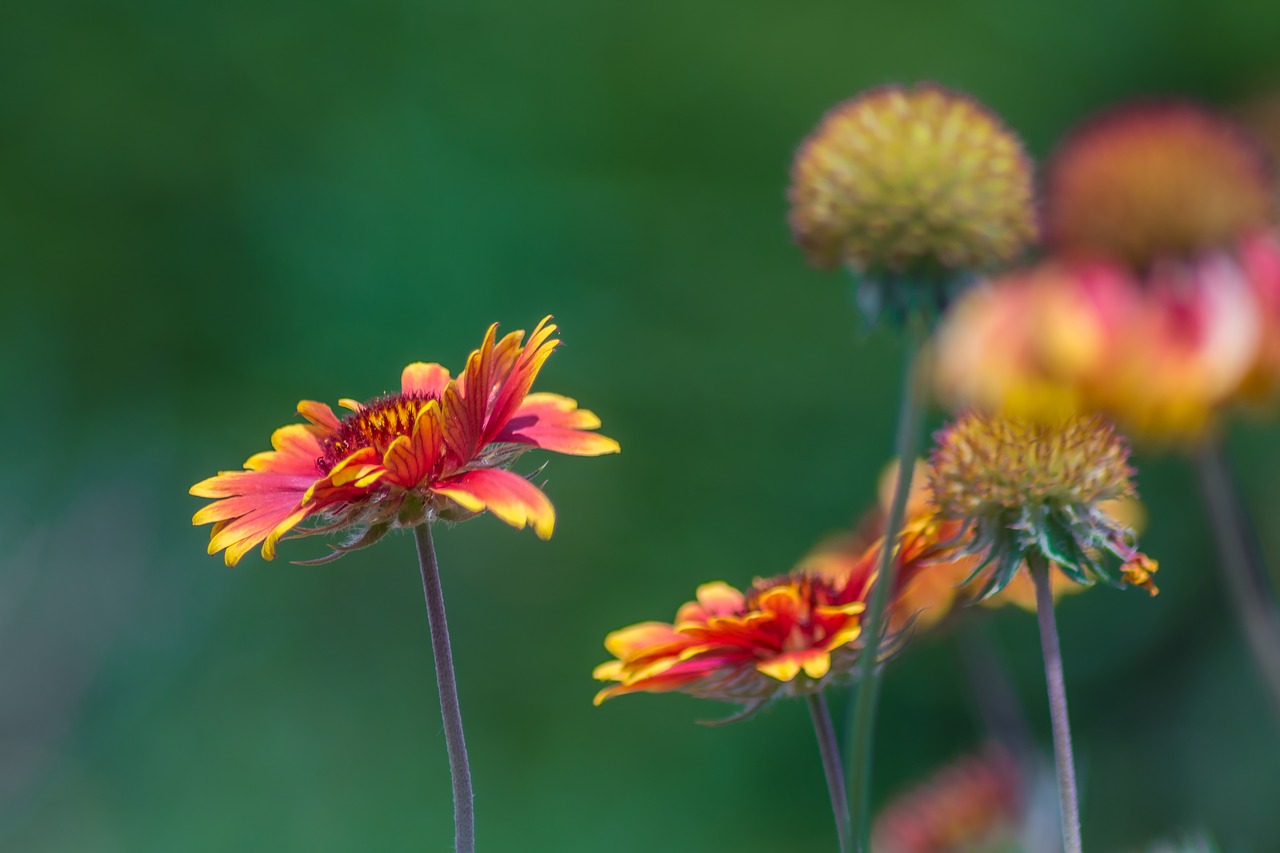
[{"x1": 318, "y1": 392, "x2": 435, "y2": 473}]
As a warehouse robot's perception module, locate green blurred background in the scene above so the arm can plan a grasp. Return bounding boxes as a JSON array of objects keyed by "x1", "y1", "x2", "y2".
[{"x1": 5, "y1": 0, "x2": 1280, "y2": 849}]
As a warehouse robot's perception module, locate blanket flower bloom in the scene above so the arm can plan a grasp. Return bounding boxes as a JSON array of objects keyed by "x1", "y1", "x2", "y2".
[
  {"x1": 593, "y1": 574, "x2": 868, "y2": 716},
  {"x1": 928, "y1": 413, "x2": 1158, "y2": 599},
  {"x1": 934, "y1": 100, "x2": 1280, "y2": 441},
  {"x1": 788, "y1": 83, "x2": 1035, "y2": 321},
  {"x1": 593, "y1": 534, "x2": 941, "y2": 716},
  {"x1": 191, "y1": 317, "x2": 619, "y2": 565}
]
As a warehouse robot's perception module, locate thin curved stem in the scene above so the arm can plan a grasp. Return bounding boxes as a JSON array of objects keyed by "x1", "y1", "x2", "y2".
[
  {"x1": 1029, "y1": 553, "x2": 1082, "y2": 853},
  {"x1": 413, "y1": 524, "x2": 475, "y2": 853},
  {"x1": 847, "y1": 316, "x2": 928, "y2": 852},
  {"x1": 808, "y1": 692, "x2": 850, "y2": 852},
  {"x1": 1194, "y1": 440, "x2": 1280, "y2": 726}
]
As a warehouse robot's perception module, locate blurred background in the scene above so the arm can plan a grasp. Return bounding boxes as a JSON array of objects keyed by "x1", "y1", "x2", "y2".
[{"x1": 4, "y1": 0, "x2": 1280, "y2": 849}]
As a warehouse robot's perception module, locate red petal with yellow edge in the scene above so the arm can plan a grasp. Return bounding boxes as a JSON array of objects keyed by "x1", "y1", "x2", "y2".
[
  {"x1": 191, "y1": 480, "x2": 313, "y2": 525},
  {"x1": 679, "y1": 617, "x2": 769, "y2": 648},
  {"x1": 401, "y1": 362, "x2": 451, "y2": 398},
  {"x1": 260, "y1": 505, "x2": 314, "y2": 562},
  {"x1": 409, "y1": 400, "x2": 444, "y2": 472},
  {"x1": 824, "y1": 623, "x2": 863, "y2": 651},
  {"x1": 693, "y1": 581, "x2": 747, "y2": 617},
  {"x1": 496, "y1": 408, "x2": 620, "y2": 456},
  {"x1": 191, "y1": 421, "x2": 328, "y2": 564},
  {"x1": 511, "y1": 392, "x2": 602, "y2": 430},
  {"x1": 450, "y1": 323, "x2": 504, "y2": 450},
  {"x1": 676, "y1": 582, "x2": 746, "y2": 623},
  {"x1": 297, "y1": 400, "x2": 341, "y2": 431},
  {"x1": 758, "y1": 649, "x2": 830, "y2": 682},
  {"x1": 593, "y1": 655, "x2": 733, "y2": 703},
  {"x1": 756, "y1": 585, "x2": 803, "y2": 630},
  {"x1": 382, "y1": 435, "x2": 424, "y2": 488},
  {"x1": 205, "y1": 496, "x2": 317, "y2": 566},
  {"x1": 433, "y1": 468, "x2": 556, "y2": 539},
  {"x1": 191, "y1": 469, "x2": 316, "y2": 501},
  {"x1": 485, "y1": 317, "x2": 560, "y2": 444},
  {"x1": 603, "y1": 621, "x2": 688, "y2": 660},
  {"x1": 440, "y1": 383, "x2": 482, "y2": 467},
  {"x1": 240, "y1": 425, "x2": 326, "y2": 476}
]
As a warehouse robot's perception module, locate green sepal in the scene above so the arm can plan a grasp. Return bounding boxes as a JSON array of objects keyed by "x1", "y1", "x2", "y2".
[
  {"x1": 978, "y1": 541, "x2": 1027, "y2": 601},
  {"x1": 847, "y1": 266, "x2": 975, "y2": 329},
  {"x1": 1037, "y1": 513, "x2": 1092, "y2": 585},
  {"x1": 956, "y1": 522, "x2": 1007, "y2": 589}
]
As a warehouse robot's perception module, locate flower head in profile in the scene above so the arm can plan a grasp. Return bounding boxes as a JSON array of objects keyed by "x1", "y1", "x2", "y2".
[
  {"x1": 871, "y1": 746, "x2": 1025, "y2": 853},
  {"x1": 191, "y1": 317, "x2": 619, "y2": 565},
  {"x1": 593, "y1": 533, "x2": 939, "y2": 717},
  {"x1": 845, "y1": 460, "x2": 1098, "y2": 622},
  {"x1": 593, "y1": 573, "x2": 867, "y2": 718},
  {"x1": 928, "y1": 413, "x2": 1157, "y2": 598},
  {"x1": 789, "y1": 83, "x2": 1035, "y2": 320}
]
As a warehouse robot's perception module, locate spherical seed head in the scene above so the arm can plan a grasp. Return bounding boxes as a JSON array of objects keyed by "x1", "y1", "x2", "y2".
[
  {"x1": 929, "y1": 413, "x2": 1136, "y2": 519},
  {"x1": 927, "y1": 412, "x2": 1155, "y2": 599},
  {"x1": 1046, "y1": 101, "x2": 1274, "y2": 268},
  {"x1": 789, "y1": 83, "x2": 1036, "y2": 275}
]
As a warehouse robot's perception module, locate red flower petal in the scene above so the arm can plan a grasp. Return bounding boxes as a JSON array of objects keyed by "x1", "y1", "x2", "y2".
[{"x1": 433, "y1": 468, "x2": 556, "y2": 539}]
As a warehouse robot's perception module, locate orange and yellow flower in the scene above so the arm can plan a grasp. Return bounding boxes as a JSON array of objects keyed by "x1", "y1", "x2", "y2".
[
  {"x1": 593, "y1": 534, "x2": 938, "y2": 714},
  {"x1": 934, "y1": 100, "x2": 1280, "y2": 441},
  {"x1": 191, "y1": 317, "x2": 619, "y2": 566}
]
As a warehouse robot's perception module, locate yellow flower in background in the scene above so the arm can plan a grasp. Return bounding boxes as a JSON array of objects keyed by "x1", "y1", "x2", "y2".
[
  {"x1": 1045, "y1": 100, "x2": 1279, "y2": 429},
  {"x1": 934, "y1": 100, "x2": 1280, "y2": 441},
  {"x1": 934, "y1": 255, "x2": 1263, "y2": 443},
  {"x1": 191, "y1": 317, "x2": 619, "y2": 565},
  {"x1": 932, "y1": 262, "x2": 1118, "y2": 424}
]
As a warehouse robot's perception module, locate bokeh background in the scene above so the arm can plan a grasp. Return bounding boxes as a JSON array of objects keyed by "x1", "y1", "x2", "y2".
[{"x1": 5, "y1": 0, "x2": 1280, "y2": 850}]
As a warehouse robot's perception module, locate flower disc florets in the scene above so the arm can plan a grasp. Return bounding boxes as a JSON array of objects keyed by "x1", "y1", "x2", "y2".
[
  {"x1": 931, "y1": 414, "x2": 1135, "y2": 514},
  {"x1": 929, "y1": 413, "x2": 1157, "y2": 597},
  {"x1": 789, "y1": 83, "x2": 1036, "y2": 282},
  {"x1": 1047, "y1": 101, "x2": 1273, "y2": 269},
  {"x1": 318, "y1": 392, "x2": 436, "y2": 472}
]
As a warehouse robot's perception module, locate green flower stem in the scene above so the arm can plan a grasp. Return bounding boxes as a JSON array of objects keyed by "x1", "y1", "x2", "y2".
[
  {"x1": 808, "y1": 692, "x2": 851, "y2": 852},
  {"x1": 1194, "y1": 440, "x2": 1280, "y2": 724},
  {"x1": 413, "y1": 524, "x2": 475, "y2": 853},
  {"x1": 1029, "y1": 552, "x2": 1083, "y2": 853},
  {"x1": 847, "y1": 315, "x2": 929, "y2": 852}
]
